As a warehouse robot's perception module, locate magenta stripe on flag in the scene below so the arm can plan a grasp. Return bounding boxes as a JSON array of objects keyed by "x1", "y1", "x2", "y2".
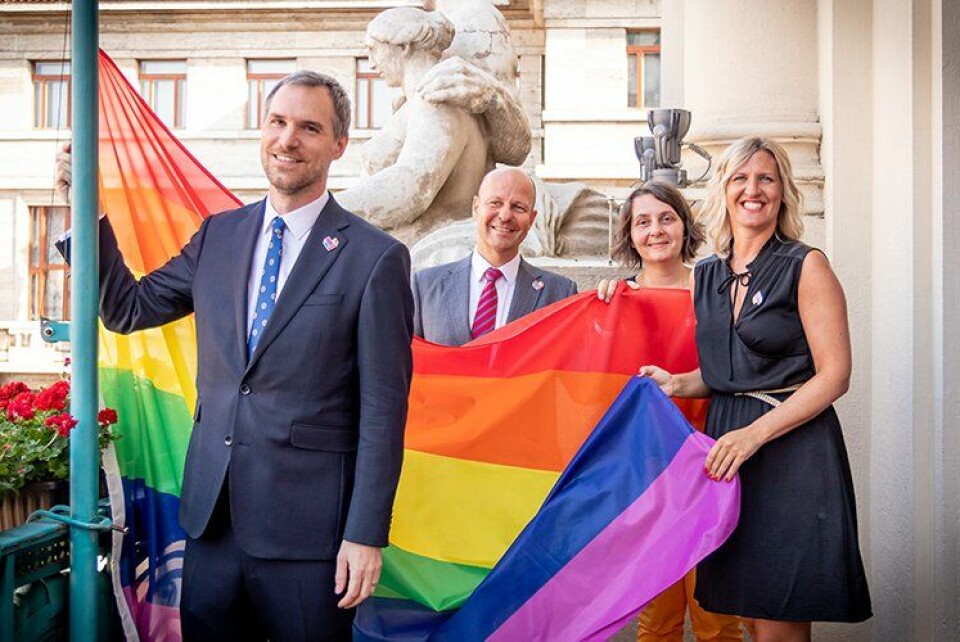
[
  {"x1": 122, "y1": 587, "x2": 182, "y2": 642},
  {"x1": 488, "y1": 433, "x2": 740, "y2": 642}
]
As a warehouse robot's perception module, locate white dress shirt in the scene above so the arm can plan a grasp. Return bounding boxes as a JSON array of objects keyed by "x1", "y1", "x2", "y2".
[
  {"x1": 467, "y1": 250, "x2": 521, "y2": 330},
  {"x1": 246, "y1": 192, "x2": 329, "y2": 336}
]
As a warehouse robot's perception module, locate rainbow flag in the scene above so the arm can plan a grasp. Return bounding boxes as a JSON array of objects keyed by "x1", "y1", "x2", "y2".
[
  {"x1": 355, "y1": 292, "x2": 739, "y2": 640},
  {"x1": 96, "y1": 50, "x2": 239, "y2": 641},
  {"x1": 93, "y1": 48, "x2": 739, "y2": 641}
]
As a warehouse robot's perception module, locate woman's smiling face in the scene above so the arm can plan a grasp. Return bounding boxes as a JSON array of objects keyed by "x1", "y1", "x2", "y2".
[
  {"x1": 724, "y1": 150, "x2": 783, "y2": 235},
  {"x1": 630, "y1": 194, "x2": 686, "y2": 267}
]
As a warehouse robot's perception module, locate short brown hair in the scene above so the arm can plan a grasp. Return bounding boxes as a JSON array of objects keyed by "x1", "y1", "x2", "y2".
[
  {"x1": 264, "y1": 71, "x2": 352, "y2": 140},
  {"x1": 612, "y1": 180, "x2": 704, "y2": 269}
]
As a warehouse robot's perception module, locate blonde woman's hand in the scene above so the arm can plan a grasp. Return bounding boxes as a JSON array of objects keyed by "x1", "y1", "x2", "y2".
[
  {"x1": 638, "y1": 365, "x2": 676, "y2": 396},
  {"x1": 705, "y1": 425, "x2": 765, "y2": 482},
  {"x1": 596, "y1": 278, "x2": 639, "y2": 303}
]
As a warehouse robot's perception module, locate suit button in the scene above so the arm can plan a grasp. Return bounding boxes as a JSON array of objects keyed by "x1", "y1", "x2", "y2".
[
  {"x1": 239, "y1": 384, "x2": 251, "y2": 395},
  {"x1": 224, "y1": 435, "x2": 233, "y2": 446}
]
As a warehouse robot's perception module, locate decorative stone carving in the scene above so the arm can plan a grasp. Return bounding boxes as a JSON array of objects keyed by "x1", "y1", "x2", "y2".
[{"x1": 532, "y1": 177, "x2": 612, "y2": 259}]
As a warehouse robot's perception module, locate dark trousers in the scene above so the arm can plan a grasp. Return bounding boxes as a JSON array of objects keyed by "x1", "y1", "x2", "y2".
[{"x1": 180, "y1": 483, "x2": 354, "y2": 642}]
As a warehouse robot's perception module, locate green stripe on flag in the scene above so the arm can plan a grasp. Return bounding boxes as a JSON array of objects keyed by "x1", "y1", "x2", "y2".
[
  {"x1": 379, "y1": 544, "x2": 491, "y2": 611},
  {"x1": 99, "y1": 368, "x2": 193, "y2": 497}
]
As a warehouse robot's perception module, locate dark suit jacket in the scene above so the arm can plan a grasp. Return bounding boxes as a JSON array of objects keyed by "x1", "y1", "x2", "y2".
[
  {"x1": 86, "y1": 197, "x2": 413, "y2": 560},
  {"x1": 411, "y1": 255, "x2": 577, "y2": 346}
]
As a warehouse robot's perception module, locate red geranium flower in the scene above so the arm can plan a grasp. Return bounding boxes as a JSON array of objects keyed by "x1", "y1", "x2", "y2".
[
  {"x1": 45, "y1": 413, "x2": 79, "y2": 438},
  {"x1": 98, "y1": 408, "x2": 118, "y2": 427},
  {"x1": 0, "y1": 381, "x2": 30, "y2": 402},
  {"x1": 35, "y1": 380, "x2": 70, "y2": 412},
  {"x1": 6, "y1": 392, "x2": 36, "y2": 421}
]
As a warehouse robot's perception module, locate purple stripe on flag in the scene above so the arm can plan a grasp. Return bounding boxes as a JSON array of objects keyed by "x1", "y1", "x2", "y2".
[{"x1": 488, "y1": 433, "x2": 739, "y2": 642}]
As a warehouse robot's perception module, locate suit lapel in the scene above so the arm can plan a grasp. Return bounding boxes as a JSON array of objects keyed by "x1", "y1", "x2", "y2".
[
  {"x1": 443, "y1": 256, "x2": 473, "y2": 346},
  {"x1": 233, "y1": 200, "x2": 266, "y2": 366},
  {"x1": 507, "y1": 257, "x2": 543, "y2": 323},
  {"x1": 245, "y1": 197, "x2": 351, "y2": 374}
]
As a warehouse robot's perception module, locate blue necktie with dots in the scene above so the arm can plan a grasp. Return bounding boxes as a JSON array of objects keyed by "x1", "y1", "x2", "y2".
[{"x1": 248, "y1": 216, "x2": 286, "y2": 359}]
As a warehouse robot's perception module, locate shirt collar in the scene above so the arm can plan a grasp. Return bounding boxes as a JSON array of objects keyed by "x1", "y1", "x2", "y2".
[
  {"x1": 471, "y1": 250, "x2": 521, "y2": 284},
  {"x1": 262, "y1": 191, "x2": 329, "y2": 241}
]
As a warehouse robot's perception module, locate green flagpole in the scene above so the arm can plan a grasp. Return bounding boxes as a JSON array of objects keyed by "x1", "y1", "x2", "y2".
[{"x1": 69, "y1": 1, "x2": 100, "y2": 640}]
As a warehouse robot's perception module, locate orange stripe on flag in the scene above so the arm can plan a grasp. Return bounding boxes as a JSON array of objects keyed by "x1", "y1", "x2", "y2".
[{"x1": 407, "y1": 371, "x2": 711, "y2": 471}]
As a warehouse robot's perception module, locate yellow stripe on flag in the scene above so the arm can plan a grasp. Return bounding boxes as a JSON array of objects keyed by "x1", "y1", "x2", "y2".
[
  {"x1": 99, "y1": 316, "x2": 198, "y2": 411},
  {"x1": 391, "y1": 449, "x2": 559, "y2": 568}
]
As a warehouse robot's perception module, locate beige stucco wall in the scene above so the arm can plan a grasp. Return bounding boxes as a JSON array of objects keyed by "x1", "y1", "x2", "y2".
[
  {"x1": 820, "y1": 0, "x2": 957, "y2": 639},
  {"x1": 538, "y1": 0, "x2": 659, "y2": 185}
]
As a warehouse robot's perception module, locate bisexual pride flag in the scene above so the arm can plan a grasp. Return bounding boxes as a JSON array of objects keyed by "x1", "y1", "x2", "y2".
[{"x1": 92, "y1": 48, "x2": 739, "y2": 641}]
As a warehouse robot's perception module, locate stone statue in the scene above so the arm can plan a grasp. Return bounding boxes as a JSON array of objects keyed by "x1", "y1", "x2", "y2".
[
  {"x1": 340, "y1": 1, "x2": 612, "y2": 265},
  {"x1": 336, "y1": 2, "x2": 532, "y2": 245},
  {"x1": 425, "y1": 0, "x2": 531, "y2": 166}
]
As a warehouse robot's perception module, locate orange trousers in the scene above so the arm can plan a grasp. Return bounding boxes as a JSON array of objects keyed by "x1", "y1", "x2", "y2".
[{"x1": 637, "y1": 569, "x2": 742, "y2": 642}]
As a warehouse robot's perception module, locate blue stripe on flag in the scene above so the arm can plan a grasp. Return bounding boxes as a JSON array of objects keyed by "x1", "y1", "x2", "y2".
[{"x1": 434, "y1": 377, "x2": 692, "y2": 640}]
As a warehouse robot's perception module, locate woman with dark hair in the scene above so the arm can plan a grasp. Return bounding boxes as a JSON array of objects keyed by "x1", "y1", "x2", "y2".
[
  {"x1": 599, "y1": 181, "x2": 743, "y2": 642},
  {"x1": 641, "y1": 138, "x2": 871, "y2": 642},
  {"x1": 606, "y1": 180, "x2": 704, "y2": 289}
]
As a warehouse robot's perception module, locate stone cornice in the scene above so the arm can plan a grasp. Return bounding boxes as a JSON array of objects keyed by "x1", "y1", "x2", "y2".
[{"x1": 687, "y1": 121, "x2": 823, "y2": 145}]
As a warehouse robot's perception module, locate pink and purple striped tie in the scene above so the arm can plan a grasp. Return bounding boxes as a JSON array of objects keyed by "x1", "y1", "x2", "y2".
[{"x1": 471, "y1": 267, "x2": 503, "y2": 339}]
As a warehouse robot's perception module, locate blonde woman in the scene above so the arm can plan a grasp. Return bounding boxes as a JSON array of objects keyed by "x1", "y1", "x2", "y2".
[
  {"x1": 599, "y1": 181, "x2": 742, "y2": 642},
  {"x1": 641, "y1": 138, "x2": 871, "y2": 642}
]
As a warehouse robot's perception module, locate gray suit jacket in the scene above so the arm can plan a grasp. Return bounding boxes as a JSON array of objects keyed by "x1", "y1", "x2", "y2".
[{"x1": 412, "y1": 255, "x2": 577, "y2": 346}]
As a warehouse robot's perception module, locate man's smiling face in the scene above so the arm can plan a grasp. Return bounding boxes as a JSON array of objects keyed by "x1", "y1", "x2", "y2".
[
  {"x1": 260, "y1": 83, "x2": 347, "y2": 210},
  {"x1": 472, "y1": 168, "x2": 538, "y2": 267}
]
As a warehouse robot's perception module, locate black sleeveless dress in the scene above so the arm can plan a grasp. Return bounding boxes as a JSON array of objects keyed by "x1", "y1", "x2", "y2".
[{"x1": 691, "y1": 236, "x2": 872, "y2": 622}]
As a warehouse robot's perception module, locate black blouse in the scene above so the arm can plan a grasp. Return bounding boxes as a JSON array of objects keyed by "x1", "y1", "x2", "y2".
[{"x1": 694, "y1": 236, "x2": 818, "y2": 394}]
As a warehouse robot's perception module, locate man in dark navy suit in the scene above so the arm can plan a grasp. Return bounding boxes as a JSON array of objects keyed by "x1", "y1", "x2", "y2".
[{"x1": 57, "y1": 72, "x2": 413, "y2": 641}]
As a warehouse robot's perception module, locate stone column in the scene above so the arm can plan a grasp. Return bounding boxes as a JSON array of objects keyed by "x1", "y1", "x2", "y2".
[{"x1": 675, "y1": 0, "x2": 824, "y2": 245}]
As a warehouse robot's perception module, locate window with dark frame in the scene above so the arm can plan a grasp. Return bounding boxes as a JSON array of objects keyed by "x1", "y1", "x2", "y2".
[
  {"x1": 33, "y1": 61, "x2": 71, "y2": 129},
  {"x1": 139, "y1": 60, "x2": 187, "y2": 129},
  {"x1": 627, "y1": 31, "x2": 661, "y2": 109},
  {"x1": 29, "y1": 206, "x2": 71, "y2": 321},
  {"x1": 247, "y1": 59, "x2": 296, "y2": 129},
  {"x1": 354, "y1": 57, "x2": 400, "y2": 130}
]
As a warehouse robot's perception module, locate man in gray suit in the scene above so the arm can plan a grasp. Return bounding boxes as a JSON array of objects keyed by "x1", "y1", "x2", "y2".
[{"x1": 413, "y1": 167, "x2": 577, "y2": 346}]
